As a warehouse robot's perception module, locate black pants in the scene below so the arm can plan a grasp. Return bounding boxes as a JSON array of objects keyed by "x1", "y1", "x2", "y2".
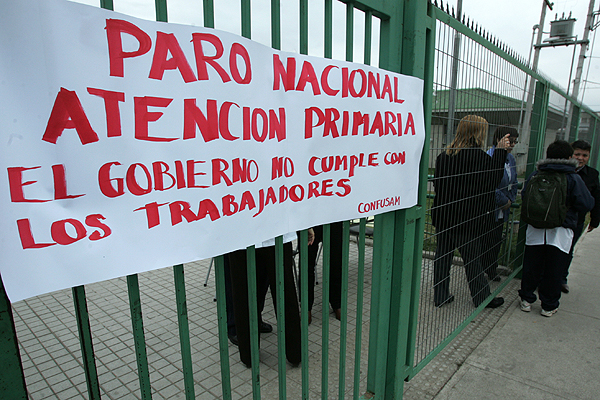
[
  {"x1": 433, "y1": 227, "x2": 491, "y2": 307},
  {"x1": 519, "y1": 244, "x2": 569, "y2": 311},
  {"x1": 302, "y1": 223, "x2": 343, "y2": 311},
  {"x1": 562, "y1": 223, "x2": 585, "y2": 284},
  {"x1": 224, "y1": 255, "x2": 269, "y2": 336},
  {"x1": 228, "y1": 243, "x2": 301, "y2": 365}
]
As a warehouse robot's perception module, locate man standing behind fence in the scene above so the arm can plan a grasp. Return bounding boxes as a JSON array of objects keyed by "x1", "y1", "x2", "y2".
[
  {"x1": 556, "y1": 140, "x2": 600, "y2": 293},
  {"x1": 519, "y1": 140, "x2": 594, "y2": 317}
]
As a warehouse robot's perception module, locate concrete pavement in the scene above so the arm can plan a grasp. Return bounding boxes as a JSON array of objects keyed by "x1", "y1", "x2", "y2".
[{"x1": 434, "y1": 227, "x2": 600, "y2": 400}]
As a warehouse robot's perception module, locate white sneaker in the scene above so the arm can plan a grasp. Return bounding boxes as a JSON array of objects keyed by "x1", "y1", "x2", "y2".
[
  {"x1": 541, "y1": 308, "x2": 558, "y2": 317},
  {"x1": 520, "y1": 300, "x2": 531, "y2": 312}
]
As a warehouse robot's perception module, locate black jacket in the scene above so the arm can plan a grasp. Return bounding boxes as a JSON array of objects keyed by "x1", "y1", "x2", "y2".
[
  {"x1": 432, "y1": 147, "x2": 507, "y2": 234},
  {"x1": 576, "y1": 164, "x2": 600, "y2": 228},
  {"x1": 523, "y1": 158, "x2": 595, "y2": 230}
]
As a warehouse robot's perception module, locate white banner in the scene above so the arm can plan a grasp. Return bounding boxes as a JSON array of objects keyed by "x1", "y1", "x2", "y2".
[{"x1": 0, "y1": 0, "x2": 425, "y2": 302}]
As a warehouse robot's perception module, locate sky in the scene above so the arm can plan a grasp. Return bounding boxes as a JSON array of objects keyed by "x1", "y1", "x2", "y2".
[
  {"x1": 458, "y1": 0, "x2": 600, "y2": 112},
  {"x1": 70, "y1": 0, "x2": 600, "y2": 112}
]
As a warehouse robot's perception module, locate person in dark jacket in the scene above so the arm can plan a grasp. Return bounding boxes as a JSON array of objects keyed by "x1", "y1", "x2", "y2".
[
  {"x1": 432, "y1": 115, "x2": 510, "y2": 309},
  {"x1": 483, "y1": 126, "x2": 519, "y2": 281},
  {"x1": 518, "y1": 140, "x2": 595, "y2": 317},
  {"x1": 560, "y1": 140, "x2": 600, "y2": 293}
]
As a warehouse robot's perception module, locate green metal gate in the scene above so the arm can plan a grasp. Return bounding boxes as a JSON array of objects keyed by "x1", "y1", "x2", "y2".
[{"x1": 3, "y1": 1, "x2": 600, "y2": 400}]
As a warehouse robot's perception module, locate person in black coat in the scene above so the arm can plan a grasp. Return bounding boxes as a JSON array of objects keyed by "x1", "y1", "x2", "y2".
[
  {"x1": 431, "y1": 115, "x2": 510, "y2": 308},
  {"x1": 560, "y1": 140, "x2": 600, "y2": 293}
]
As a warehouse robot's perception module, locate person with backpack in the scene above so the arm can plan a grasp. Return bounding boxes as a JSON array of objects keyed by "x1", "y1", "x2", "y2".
[
  {"x1": 560, "y1": 140, "x2": 600, "y2": 293},
  {"x1": 519, "y1": 140, "x2": 594, "y2": 317},
  {"x1": 432, "y1": 115, "x2": 510, "y2": 309}
]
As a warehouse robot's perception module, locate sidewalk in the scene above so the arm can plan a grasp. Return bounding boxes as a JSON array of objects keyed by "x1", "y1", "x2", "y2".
[{"x1": 433, "y1": 227, "x2": 600, "y2": 400}]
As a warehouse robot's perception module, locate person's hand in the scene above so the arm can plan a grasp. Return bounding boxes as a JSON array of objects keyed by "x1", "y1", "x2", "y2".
[
  {"x1": 501, "y1": 199, "x2": 512, "y2": 210},
  {"x1": 307, "y1": 228, "x2": 315, "y2": 245},
  {"x1": 587, "y1": 225, "x2": 596, "y2": 233},
  {"x1": 496, "y1": 134, "x2": 511, "y2": 149}
]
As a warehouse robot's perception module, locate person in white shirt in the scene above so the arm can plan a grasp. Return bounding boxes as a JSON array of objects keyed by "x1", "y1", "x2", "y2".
[{"x1": 518, "y1": 140, "x2": 594, "y2": 317}]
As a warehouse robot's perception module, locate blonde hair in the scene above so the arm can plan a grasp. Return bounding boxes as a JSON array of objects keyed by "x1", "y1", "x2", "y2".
[{"x1": 446, "y1": 115, "x2": 488, "y2": 155}]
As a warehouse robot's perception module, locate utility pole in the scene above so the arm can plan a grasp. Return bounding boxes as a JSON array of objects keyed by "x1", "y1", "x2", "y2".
[
  {"x1": 445, "y1": 0, "x2": 462, "y2": 147},
  {"x1": 566, "y1": 0, "x2": 596, "y2": 138},
  {"x1": 520, "y1": 0, "x2": 553, "y2": 160}
]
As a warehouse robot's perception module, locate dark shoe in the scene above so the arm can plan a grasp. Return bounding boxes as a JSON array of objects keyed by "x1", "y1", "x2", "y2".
[
  {"x1": 259, "y1": 321, "x2": 273, "y2": 333},
  {"x1": 561, "y1": 284, "x2": 570, "y2": 293},
  {"x1": 334, "y1": 308, "x2": 341, "y2": 321},
  {"x1": 228, "y1": 334, "x2": 239, "y2": 346},
  {"x1": 485, "y1": 297, "x2": 504, "y2": 309},
  {"x1": 434, "y1": 295, "x2": 455, "y2": 308}
]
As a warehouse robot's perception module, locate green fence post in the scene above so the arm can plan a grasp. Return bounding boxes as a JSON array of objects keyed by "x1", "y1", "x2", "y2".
[
  {"x1": 127, "y1": 274, "x2": 153, "y2": 400},
  {"x1": 569, "y1": 105, "x2": 581, "y2": 142},
  {"x1": 0, "y1": 277, "x2": 27, "y2": 399},
  {"x1": 72, "y1": 285, "x2": 101, "y2": 400},
  {"x1": 404, "y1": 0, "x2": 436, "y2": 383},
  {"x1": 515, "y1": 81, "x2": 550, "y2": 271},
  {"x1": 364, "y1": 1, "x2": 404, "y2": 393}
]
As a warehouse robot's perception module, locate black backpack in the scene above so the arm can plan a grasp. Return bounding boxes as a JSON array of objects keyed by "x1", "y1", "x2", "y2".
[{"x1": 521, "y1": 170, "x2": 568, "y2": 229}]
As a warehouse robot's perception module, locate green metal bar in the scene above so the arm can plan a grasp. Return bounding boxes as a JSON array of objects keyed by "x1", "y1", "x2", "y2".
[
  {"x1": 274, "y1": 236, "x2": 287, "y2": 399},
  {"x1": 0, "y1": 276, "x2": 27, "y2": 399},
  {"x1": 203, "y1": 0, "x2": 215, "y2": 28},
  {"x1": 320, "y1": 224, "x2": 331, "y2": 400},
  {"x1": 386, "y1": 208, "x2": 419, "y2": 398},
  {"x1": 404, "y1": 0, "x2": 436, "y2": 382},
  {"x1": 352, "y1": 219, "x2": 366, "y2": 400},
  {"x1": 345, "y1": 3, "x2": 354, "y2": 62},
  {"x1": 299, "y1": 0, "x2": 308, "y2": 55},
  {"x1": 155, "y1": 0, "x2": 168, "y2": 22},
  {"x1": 246, "y1": 246, "x2": 261, "y2": 399},
  {"x1": 214, "y1": 255, "x2": 232, "y2": 399},
  {"x1": 363, "y1": 11, "x2": 372, "y2": 65},
  {"x1": 72, "y1": 285, "x2": 101, "y2": 400},
  {"x1": 298, "y1": 229, "x2": 309, "y2": 399},
  {"x1": 100, "y1": 0, "x2": 113, "y2": 11},
  {"x1": 324, "y1": 0, "x2": 333, "y2": 59},
  {"x1": 271, "y1": 0, "x2": 281, "y2": 50},
  {"x1": 241, "y1": 0, "x2": 251, "y2": 39},
  {"x1": 590, "y1": 118, "x2": 600, "y2": 169},
  {"x1": 126, "y1": 274, "x2": 152, "y2": 400},
  {"x1": 337, "y1": 221, "x2": 350, "y2": 400},
  {"x1": 366, "y1": 213, "x2": 395, "y2": 396},
  {"x1": 366, "y1": 2, "x2": 403, "y2": 397},
  {"x1": 173, "y1": 265, "x2": 195, "y2": 400},
  {"x1": 515, "y1": 81, "x2": 550, "y2": 273}
]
